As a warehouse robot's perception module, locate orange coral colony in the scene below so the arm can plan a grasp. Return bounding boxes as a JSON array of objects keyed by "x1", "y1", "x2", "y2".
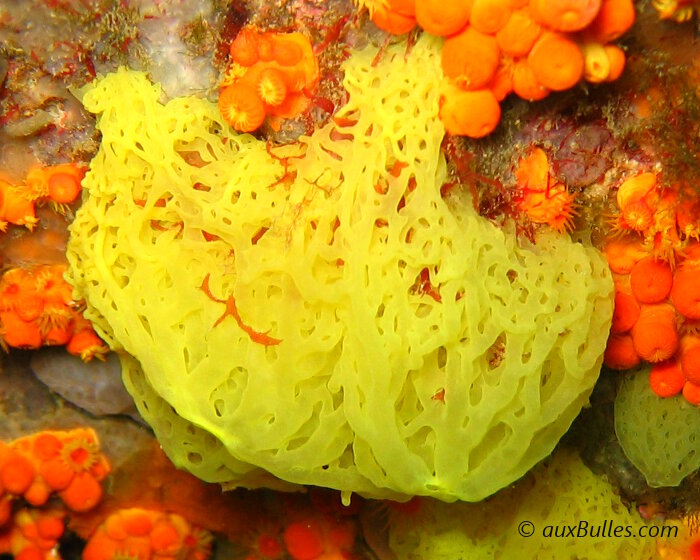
[
  {"x1": 354, "y1": 0, "x2": 635, "y2": 137},
  {"x1": 0, "y1": 265, "x2": 108, "y2": 361},
  {"x1": 82, "y1": 508, "x2": 213, "y2": 560},
  {"x1": 219, "y1": 27, "x2": 320, "y2": 132},
  {"x1": 601, "y1": 169, "x2": 700, "y2": 405}
]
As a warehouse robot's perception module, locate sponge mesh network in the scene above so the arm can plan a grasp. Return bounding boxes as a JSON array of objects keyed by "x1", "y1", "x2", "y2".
[{"x1": 67, "y1": 35, "x2": 613, "y2": 501}]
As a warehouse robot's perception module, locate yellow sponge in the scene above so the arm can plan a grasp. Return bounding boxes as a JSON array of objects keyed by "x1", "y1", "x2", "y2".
[
  {"x1": 67, "y1": 35, "x2": 613, "y2": 501},
  {"x1": 387, "y1": 448, "x2": 657, "y2": 559}
]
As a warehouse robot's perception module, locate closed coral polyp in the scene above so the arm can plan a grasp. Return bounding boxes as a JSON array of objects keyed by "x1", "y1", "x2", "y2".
[
  {"x1": 469, "y1": 0, "x2": 512, "y2": 34},
  {"x1": 512, "y1": 58, "x2": 550, "y2": 101},
  {"x1": 649, "y1": 359, "x2": 685, "y2": 397},
  {"x1": 496, "y1": 8, "x2": 542, "y2": 57},
  {"x1": 442, "y1": 26, "x2": 500, "y2": 90},
  {"x1": 671, "y1": 265, "x2": 700, "y2": 320},
  {"x1": 439, "y1": 86, "x2": 501, "y2": 138},
  {"x1": 229, "y1": 28, "x2": 259, "y2": 66},
  {"x1": 0, "y1": 311, "x2": 43, "y2": 349},
  {"x1": 631, "y1": 304, "x2": 679, "y2": 363},
  {"x1": 530, "y1": 0, "x2": 602, "y2": 31},
  {"x1": 611, "y1": 291, "x2": 640, "y2": 334},
  {"x1": 415, "y1": 0, "x2": 472, "y2": 36},
  {"x1": 604, "y1": 334, "x2": 640, "y2": 369},
  {"x1": 583, "y1": 0, "x2": 636, "y2": 43},
  {"x1": 528, "y1": 32, "x2": 584, "y2": 91},
  {"x1": 680, "y1": 336, "x2": 700, "y2": 384},
  {"x1": 616, "y1": 172, "x2": 656, "y2": 209},
  {"x1": 581, "y1": 41, "x2": 611, "y2": 83},
  {"x1": 371, "y1": 4, "x2": 417, "y2": 34},
  {"x1": 629, "y1": 256, "x2": 673, "y2": 303}
]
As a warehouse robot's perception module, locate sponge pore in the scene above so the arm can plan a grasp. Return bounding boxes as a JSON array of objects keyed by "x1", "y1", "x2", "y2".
[{"x1": 67, "y1": 36, "x2": 613, "y2": 501}]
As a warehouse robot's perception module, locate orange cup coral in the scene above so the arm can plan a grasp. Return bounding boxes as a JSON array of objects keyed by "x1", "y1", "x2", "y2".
[
  {"x1": 0, "y1": 265, "x2": 108, "y2": 360},
  {"x1": 514, "y1": 147, "x2": 578, "y2": 232},
  {"x1": 629, "y1": 256, "x2": 673, "y2": 304},
  {"x1": 442, "y1": 26, "x2": 501, "y2": 90},
  {"x1": 649, "y1": 359, "x2": 685, "y2": 397},
  {"x1": 671, "y1": 264, "x2": 700, "y2": 320},
  {"x1": 220, "y1": 28, "x2": 319, "y2": 132},
  {"x1": 529, "y1": 0, "x2": 602, "y2": 31},
  {"x1": 527, "y1": 32, "x2": 584, "y2": 91},
  {"x1": 415, "y1": 0, "x2": 473, "y2": 36},
  {"x1": 439, "y1": 85, "x2": 501, "y2": 138},
  {"x1": 82, "y1": 508, "x2": 213, "y2": 560},
  {"x1": 631, "y1": 304, "x2": 679, "y2": 363}
]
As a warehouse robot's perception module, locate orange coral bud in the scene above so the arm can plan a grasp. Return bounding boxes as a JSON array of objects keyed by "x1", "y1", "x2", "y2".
[
  {"x1": 680, "y1": 335, "x2": 700, "y2": 384},
  {"x1": 603, "y1": 238, "x2": 648, "y2": 274},
  {"x1": 32, "y1": 434, "x2": 61, "y2": 462},
  {"x1": 150, "y1": 520, "x2": 182, "y2": 553},
  {"x1": 36, "y1": 515, "x2": 64, "y2": 540},
  {"x1": 122, "y1": 509, "x2": 155, "y2": 536},
  {"x1": 616, "y1": 172, "x2": 656, "y2": 211},
  {"x1": 583, "y1": 0, "x2": 635, "y2": 42},
  {"x1": 0, "y1": 311, "x2": 43, "y2": 349},
  {"x1": 611, "y1": 291, "x2": 640, "y2": 334},
  {"x1": 439, "y1": 86, "x2": 501, "y2": 138},
  {"x1": 603, "y1": 44, "x2": 626, "y2": 82},
  {"x1": 415, "y1": 0, "x2": 473, "y2": 36},
  {"x1": 271, "y1": 35, "x2": 304, "y2": 66},
  {"x1": 496, "y1": 8, "x2": 542, "y2": 57},
  {"x1": 218, "y1": 83, "x2": 267, "y2": 132},
  {"x1": 580, "y1": 41, "x2": 612, "y2": 83},
  {"x1": 649, "y1": 359, "x2": 684, "y2": 397},
  {"x1": 0, "y1": 495, "x2": 12, "y2": 527},
  {"x1": 631, "y1": 304, "x2": 679, "y2": 363},
  {"x1": 671, "y1": 264, "x2": 700, "y2": 320},
  {"x1": 230, "y1": 28, "x2": 260, "y2": 66},
  {"x1": 66, "y1": 328, "x2": 108, "y2": 362},
  {"x1": 489, "y1": 57, "x2": 514, "y2": 101},
  {"x1": 442, "y1": 26, "x2": 501, "y2": 90},
  {"x1": 604, "y1": 334, "x2": 640, "y2": 369},
  {"x1": 58, "y1": 472, "x2": 102, "y2": 512},
  {"x1": 512, "y1": 58, "x2": 550, "y2": 101},
  {"x1": 1, "y1": 454, "x2": 35, "y2": 495},
  {"x1": 530, "y1": 0, "x2": 601, "y2": 31},
  {"x1": 23, "y1": 479, "x2": 51, "y2": 506},
  {"x1": 284, "y1": 520, "x2": 324, "y2": 560},
  {"x1": 39, "y1": 458, "x2": 74, "y2": 491},
  {"x1": 527, "y1": 32, "x2": 584, "y2": 91},
  {"x1": 48, "y1": 172, "x2": 82, "y2": 204},
  {"x1": 470, "y1": 0, "x2": 512, "y2": 34},
  {"x1": 516, "y1": 147, "x2": 550, "y2": 191},
  {"x1": 682, "y1": 381, "x2": 700, "y2": 406},
  {"x1": 629, "y1": 256, "x2": 673, "y2": 304},
  {"x1": 371, "y1": 5, "x2": 417, "y2": 34}
]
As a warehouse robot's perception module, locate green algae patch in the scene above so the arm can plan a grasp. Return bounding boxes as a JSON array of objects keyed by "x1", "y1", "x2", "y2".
[
  {"x1": 615, "y1": 366, "x2": 700, "y2": 487},
  {"x1": 387, "y1": 447, "x2": 657, "y2": 559},
  {"x1": 67, "y1": 36, "x2": 613, "y2": 501}
]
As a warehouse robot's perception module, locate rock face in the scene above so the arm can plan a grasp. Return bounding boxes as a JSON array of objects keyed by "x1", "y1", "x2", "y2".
[
  {"x1": 30, "y1": 349, "x2": 137, "y2": 418},
  {"x1": 0, "y1": 352, "x2": 153, "y2": 473}
]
